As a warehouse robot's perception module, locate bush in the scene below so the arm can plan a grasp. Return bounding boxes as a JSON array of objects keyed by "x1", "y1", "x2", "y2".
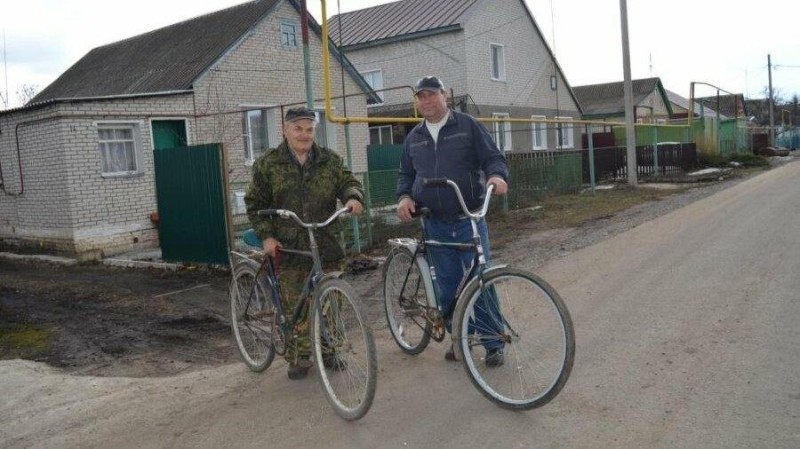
[{"x1": 698, "y1": 152, "x2": 768, "y2": 168}]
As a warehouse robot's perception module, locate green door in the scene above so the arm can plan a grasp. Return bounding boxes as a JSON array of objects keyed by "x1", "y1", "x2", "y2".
[{"x1": 152, "y1": 120, "x2": 188, "y2": 150}]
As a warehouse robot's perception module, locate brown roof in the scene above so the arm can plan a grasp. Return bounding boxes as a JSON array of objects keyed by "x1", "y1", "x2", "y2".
[{"x1": 329, "y1": 0, "x2": 480, "y2": 49}]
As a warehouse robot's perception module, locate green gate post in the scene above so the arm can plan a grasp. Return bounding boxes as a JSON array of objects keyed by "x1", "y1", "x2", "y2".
[
  {"x1": 587, "y1": 125, "x2": 596, "y2": 193},
  {"x1": 363, "y1": 172, "x2": 373, "y2": 247}
]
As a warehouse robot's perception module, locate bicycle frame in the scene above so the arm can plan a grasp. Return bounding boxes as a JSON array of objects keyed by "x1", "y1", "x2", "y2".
[
  {"x1": 391, "y1": 179, "x2": 499, "y2": 337},
  {"x1": 232, "y1": 207, "x2": 351, "y2": 352}
]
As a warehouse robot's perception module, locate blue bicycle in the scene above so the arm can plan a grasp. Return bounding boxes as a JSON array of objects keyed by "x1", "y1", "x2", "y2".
[{"x1": 382, "y1": 179, "x2": 575, "y2": 409}]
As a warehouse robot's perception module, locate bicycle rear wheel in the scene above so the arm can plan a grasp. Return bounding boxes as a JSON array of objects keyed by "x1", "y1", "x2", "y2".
[
  {"x1": 453, "y1": 267, "x2": 575, "y2": 410},
  {"x1": 230, "y1": 261, "x2": 276, "y2": 372},
  {"x1": 382, "y1": 247, "x2": 432, "y2": 354},
  {"x1": 312, "y1": 278, "x2": 377, "y2": 421}
]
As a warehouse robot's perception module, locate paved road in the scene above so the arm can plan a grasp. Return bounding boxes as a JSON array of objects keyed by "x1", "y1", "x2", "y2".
[{"x1": 2, "y1": 162, "x2": 799, "y2": 448}]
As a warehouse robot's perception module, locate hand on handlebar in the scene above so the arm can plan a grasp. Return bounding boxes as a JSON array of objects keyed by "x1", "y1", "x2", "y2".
[
  {"x1": 345, "y1": 198, "x2": 364, "y2": 216},
  {"x1": 262, "y1": 237, "x2": 282, "y2": 257},
  {"x1": 487, "y1": 176, "x2": 508, "y2": 196},
  {"x1": 396, "y1": 197, "x2": 416, "y2": 223}
]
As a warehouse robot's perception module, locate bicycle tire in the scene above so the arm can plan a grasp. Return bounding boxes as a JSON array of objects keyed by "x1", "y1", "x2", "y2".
[
  {"x1": 312, "y1": 278, "x2": 378, "y2": 421},
  {"x1": 382, "y1": 247, "x2": 433, "y2": 354},
  {"x1": 230, "y1": 261, "x2": 276, "y2": 372},
  {"x1": 453, "y1": 267, "x2": 575, "y2": 410}
]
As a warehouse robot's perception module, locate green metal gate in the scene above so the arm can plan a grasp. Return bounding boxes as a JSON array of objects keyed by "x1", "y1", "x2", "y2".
[{"x1": 153, "y1": 143, "x2": 229, "y2": 265}]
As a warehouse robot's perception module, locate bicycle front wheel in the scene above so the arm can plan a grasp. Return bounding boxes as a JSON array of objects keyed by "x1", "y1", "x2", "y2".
[
  {"x1": 230, "y1": 261, "x2": 276, "y2": 372},
  {"x1": 312, "y1": 278, "x2": 378, "y2": 421},
  {"x1": 453, "y1": 267, "x2": 575, "y2": 410},
  {"x1": 382, "y1": 247, "x2": 432, "y2": 354}
]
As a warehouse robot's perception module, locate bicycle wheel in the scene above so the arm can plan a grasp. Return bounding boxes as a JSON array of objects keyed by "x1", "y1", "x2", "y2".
[
  {"x1": 382, "y1": 247, "x2": 432, "y2": 354},
  {"x1": 230, "y1": 261, "x2": 276, "y2": 372},
  {"x1": 453, "y1": 267, "x2": 575, "y2": 410},
  {"x1": 312, "y1": 278, "x2": 377, "y2": 421}
]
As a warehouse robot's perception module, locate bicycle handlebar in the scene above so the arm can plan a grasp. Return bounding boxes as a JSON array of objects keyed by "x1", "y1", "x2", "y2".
[
  {"x1": 422, "y1": 178, "x2": 495, "y2": 221},
  {"x1": 257, "y1": 206, "x2": 351, "y2": 229}
]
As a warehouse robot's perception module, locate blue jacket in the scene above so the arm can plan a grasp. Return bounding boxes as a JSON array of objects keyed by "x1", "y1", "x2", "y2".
[{"x1": 396, "y1": 110, "x2": 509, "y2": 220}]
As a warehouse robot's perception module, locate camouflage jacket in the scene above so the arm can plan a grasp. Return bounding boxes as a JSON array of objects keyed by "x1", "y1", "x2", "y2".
[{"x1": 244, "y1": 141, "x2": 364, "y2": 263}]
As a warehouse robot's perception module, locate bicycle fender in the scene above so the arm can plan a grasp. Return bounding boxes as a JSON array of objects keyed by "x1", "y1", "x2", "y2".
[
  {"x1": 456, "y1": 264, "x2": 508, "y2": 304},
  {"x1": 414, "y1": 255, "x2": 439, "y2": 306}
]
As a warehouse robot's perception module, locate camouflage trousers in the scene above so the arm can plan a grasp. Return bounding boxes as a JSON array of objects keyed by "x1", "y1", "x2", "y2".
[{"x1": 279, "y1": 258, "x2": 345, "y2": 364}]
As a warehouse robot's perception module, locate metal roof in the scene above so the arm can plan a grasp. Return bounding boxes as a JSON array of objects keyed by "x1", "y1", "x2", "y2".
[{"x1": 329, "y1": 0, "x2": 480, "y2": 48}]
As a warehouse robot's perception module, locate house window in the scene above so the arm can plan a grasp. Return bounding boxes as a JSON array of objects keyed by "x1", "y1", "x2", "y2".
[
  {"x1": 492, "y1": 112, "x2": 512, "y2": 151},
  {"x1": 531, "y1": 115, "x2": 546, "y2": 150},
  {"x1": 97, "y1": 123, "x2": 142, "y2": 175},
  {"x1": 490, "y1": 43, "x2": 506, "y2": 81},
  {"x1": 360, "y1": 69, "x2": 384, "y2": 103},
  {"x1": 369, "y1": 125, "x2": 393, "y2": 145},
  {"x1": 280, "y1": 20, "x2": 298, "y2": 48},
  {"x1": 555, "y1": 116, "x2": 574, "y2": 149},
  {"x1": 243, "y1": 108, "x2": 277, "y2": 163}
]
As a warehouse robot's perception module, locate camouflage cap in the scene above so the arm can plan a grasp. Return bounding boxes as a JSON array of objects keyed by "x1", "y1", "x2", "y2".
[{"x1": 285, "y1": 107, "x2": 317, "y2": 123}]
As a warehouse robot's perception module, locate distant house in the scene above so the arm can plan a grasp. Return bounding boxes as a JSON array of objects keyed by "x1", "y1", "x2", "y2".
[
  {"x1": 572, "y1": 77, "x2": 674, "y2": 124},
  {"x1": 0, "y1": 0, "x2": 377, "y2": 259},
  {"x1": 665, "y1": 89, "x2": 720, "y2": 120},
  {"x1": 694, "y1": 94, "x2": 747, "y2": 120},
  {"x1": 329, "y1": 0, "x2": 583, "y2": 152}
]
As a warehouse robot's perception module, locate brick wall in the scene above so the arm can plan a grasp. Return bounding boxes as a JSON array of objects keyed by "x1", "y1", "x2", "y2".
[{"x1": 0, "y1": 2, "x2": 373, "y2": 260}]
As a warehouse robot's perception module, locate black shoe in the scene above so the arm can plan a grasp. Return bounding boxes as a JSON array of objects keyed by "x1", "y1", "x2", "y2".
[
  {"x1": 287, "y1": 358, "x2": 312, "y2": 380},
  {"x1": 485, "y1": 348, "x2": 504, "y2": 367},
  {"x1": 444, "y1": 344, "x2": 458, "y2": 362}
]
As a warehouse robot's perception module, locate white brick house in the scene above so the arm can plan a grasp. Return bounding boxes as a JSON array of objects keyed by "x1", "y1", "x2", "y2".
[
  {"x1": 0, "y1": 0, "x2": 376, "y2": 260},
  {"x1": 329, "y1": 0, "x2": 583, "y2": 151}
]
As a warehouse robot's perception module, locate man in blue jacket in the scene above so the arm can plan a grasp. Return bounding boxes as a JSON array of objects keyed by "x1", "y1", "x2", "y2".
[{"x1": 396, "y1": 76, "x2": 509, "y2": 367}]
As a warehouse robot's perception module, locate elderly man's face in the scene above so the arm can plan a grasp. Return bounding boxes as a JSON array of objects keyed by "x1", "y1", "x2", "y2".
[
  {"x1": 415, "y1": 89, "x2": 448, "y2": 123},
  {"x1": 284, "y1": 118, "x2": 316, "y2": 154}
]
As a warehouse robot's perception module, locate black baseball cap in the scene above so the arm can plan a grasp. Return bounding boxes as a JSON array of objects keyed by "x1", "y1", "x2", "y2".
[
  {"x1": 414, "y1": 76, "x2": 445, "y2": 94},
  {"x1": 284, "y1": 106, "x2": 317, "y2": 123}
]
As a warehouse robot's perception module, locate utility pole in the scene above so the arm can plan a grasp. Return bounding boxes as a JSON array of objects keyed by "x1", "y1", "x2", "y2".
[
  {"x1": 620, "y1": 0, "x2": 638, "y2": 185},
  {"x1": 768, "y1": 54, "x2": 775, "y2": 147},
  {"x1": 2, "y1": 29, "x2": 8, "y2": 110}
]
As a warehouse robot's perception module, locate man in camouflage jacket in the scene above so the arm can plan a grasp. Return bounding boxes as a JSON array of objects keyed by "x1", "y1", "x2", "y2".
[{"x1": 244, "y1": 106, "x2": 364, "y2": 380}]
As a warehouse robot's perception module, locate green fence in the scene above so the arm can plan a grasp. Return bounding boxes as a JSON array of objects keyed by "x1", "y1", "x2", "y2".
[{"x1": 154, "y1": 143, "x2": 229, "y2": 265}]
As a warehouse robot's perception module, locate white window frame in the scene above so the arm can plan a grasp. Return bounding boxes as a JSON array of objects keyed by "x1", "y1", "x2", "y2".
[
  {"x1": 96, "y1": 121, "x2": 143, "y2": 177},
  {"x1": 492, "y1": 112, "x2": 512, "y2": 152},
  {"x1": 555, "y1": 116, "x2": 574, "y2": 149},
  {"x1": 490, "y1": 43, "x2": 506, "y2": 81},
  {"x1": 360, "y1": 69, "x2": 385, "y2": 104},
  {"x1": 280, "y1": 19, "x2": 298, "y2": 48},
  {"x1": 242, "y1": 106, "x2": 278, "y2": 165},
  {"x1": 531, "y1": 115, "x2": 547, "y2": 150},
  {"x1": 369, "y1": 125, "x2": 393, "y2": 145}
]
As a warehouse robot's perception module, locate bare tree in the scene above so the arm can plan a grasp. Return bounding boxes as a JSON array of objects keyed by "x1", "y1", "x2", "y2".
[{"x1": 16, "y1": 84, "x2": 38, "y2": 105}]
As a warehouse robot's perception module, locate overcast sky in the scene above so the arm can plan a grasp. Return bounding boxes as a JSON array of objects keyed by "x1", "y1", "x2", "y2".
[{"x1": 1, "y1": 0, "x2": 798, "y2": 110}]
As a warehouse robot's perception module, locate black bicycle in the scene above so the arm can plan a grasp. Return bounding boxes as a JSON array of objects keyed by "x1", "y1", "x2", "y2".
[
  {"x1": 382, "y1": 179, "x2": 575, "y2": 409},
  {"x1": 229, "y1": 207, "x2": 377, "y2": 421}
]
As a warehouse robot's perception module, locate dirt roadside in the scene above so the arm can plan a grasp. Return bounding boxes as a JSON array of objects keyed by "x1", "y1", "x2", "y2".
[{"x1": 0, "y1": 161, "x2": 789, "y2": 378}]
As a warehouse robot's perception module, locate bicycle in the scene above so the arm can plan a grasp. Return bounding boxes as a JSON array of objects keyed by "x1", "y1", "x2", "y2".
[
  {"x1": 229, "y1": 207, "x2": 377, "y2": 421},
  {"x1": 382, "y1": 178, "x2": 575, "y2": 410}
]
